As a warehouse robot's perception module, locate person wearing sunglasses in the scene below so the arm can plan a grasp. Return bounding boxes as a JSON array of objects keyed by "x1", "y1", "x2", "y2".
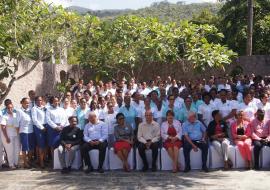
[{"x1": 113, "y1": 113, "x2": 134, "y2": 172}]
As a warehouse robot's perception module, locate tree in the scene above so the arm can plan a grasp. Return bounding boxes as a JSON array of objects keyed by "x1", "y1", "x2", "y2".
[{"x1": 0, "y1": 0, "x2": 80, "y2": 104}]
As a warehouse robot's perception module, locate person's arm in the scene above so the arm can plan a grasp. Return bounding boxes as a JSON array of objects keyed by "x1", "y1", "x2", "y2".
[
  {"x1": 114, "y1": 126, "x2": 120, "y2": 141},
  {"x1": 1, "y1": 117, "x2": 10, "y2": 143},
  {"x1": 137, "y1": 123, "x2": 147, "y2": 144},
  {"x1": 152, "y1": 123, "x2": 160, "y2": 143},
  {"x1": 83, "y1": 124, "x2": 91, "y2": 142},
  {"x1": 161, "y1": 123, "x2": 169, "y2": 141},
  {"x1": 176, "y1": 121, "x2": 182, "y2": 140},
  {"x1": 250, "y1": 122, "x2": 262, "y2": 141},
  {"x1": 200, "y1": 122, "x2": 207, "y2": 142},
  {"x1": 31, "y1": 107, "x2": 45, "y2": 130},
  {"x1": 45, "y1": 110, "x2": 58, "y2": 129},
  {"x1": 99, "y1": 122, "x2": 108, "y2": 142}
]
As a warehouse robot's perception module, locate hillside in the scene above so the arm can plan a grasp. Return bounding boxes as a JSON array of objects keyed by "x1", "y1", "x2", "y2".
[{"x1": 66, "y1": 1, "x2": 220, "y2": 21}]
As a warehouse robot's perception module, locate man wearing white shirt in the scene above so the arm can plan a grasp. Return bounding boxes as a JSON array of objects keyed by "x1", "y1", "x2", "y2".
[{"x1": 81, "y1": 111, "x2": 108, "y2": 173}]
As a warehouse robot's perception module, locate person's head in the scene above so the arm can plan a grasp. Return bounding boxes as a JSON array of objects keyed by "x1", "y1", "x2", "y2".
[
  {"x1": 49, "y1": 96, "x2": 59, "y2": 108},
  {"x1": 28, "y1": 90, "x2": 36, "y2": 101},
  {"x1": 71, "y1": 99, "x2": 77, "y2": 109},
  {"x1": 166, "y1": 110, "x2": 174, "y2": 123},
  {"x1": 184, "y1": 96, "x2": 193, "y2": 107},
  {"x1": 212, "y1": 110, "x2": 222, "y2": 121},
  {"x1": 144, "y1": 97, "x2": 151, "y2": 107},
  {"x1": 209, "y1": 88, "x2": 217, "y2": 99},
  {"x1": 124, "y1": 92, "x2": 131, "y2": 106},
  {"x1": 202, "y1": 92, "x2": 211, "y2": 104},
  {"x1": 159, "y1": 87, "x2": 166, "y2": 98},
  {"x1": 76, "y1": 92, "x2": 82, "y2": 101},
  {"x1": 167, "y1": 94, "x2": 175, "y2": 105},
  {"x1": 145, "y1": 110, "x2": 153, "y2": 124},
  {"x1": 79, "y1": 98, "x2": 87, "y2": 109},
  {"x1": 68, "y1": 116, "x2": 78, "y2": 127},
  {"x1": 116, "y1": 95, "x2": 123, "y2": 106},
  {"x1": 260, "y1": 92, "x2": 269, "y2": 105},
  {"x1": 6, "y1": 102, "x2": 13, "y2": 114},
  {"x1": 88, "y1": 111, "x2": 98, "y2": 124},
  {"x1": 98, "y1": 96, "x2": 106, "y2": 108},
  {"x1": 65, "y1": 91, "x2": 72, "y2": 100},
  {"x1": 243, "y1": 91, "x2": 252, "y2": 105},
  {"x1": 256, "y1": 109, "x2": 265, "y2": 122},
  {"x1": 116, "y1": 112, "x2": 125, "y2": 126},
  {"x1": 21, "y1": 97, "x2": 30, "y2": 109},
  {"x1": 150, "y1": 90, "x2": 159, "y2": 101},
  {"x1": 172, "y1": 87, "x2": 179, "y2": 97},
  {"x1": 35, "y1": 96, "x2": 43, "y2": 107},
  {"x1": 219, "y1": 89, "x2": 228, "y2": 102},
  {"x1": 187, "y1": 111, "x2": 197, "y2": 123},
  {"x1": 63, "y1": 97, "x2": 70, "y2": 108},
  {"x1": 236, "y1": 110, "x2": 244, "y2": 122},
  {"x1": 107, "y1": 101, "x2": 114, "y2": 113},
  {"x1": 90, "y1": 100, "x2": 98, "y2": 110},
  {"x1": 4, "y1": 99, "x2": 12, "y2": 107},
  {"x1": 83, "y1": 90, "x2": 91, "y2": 101}
]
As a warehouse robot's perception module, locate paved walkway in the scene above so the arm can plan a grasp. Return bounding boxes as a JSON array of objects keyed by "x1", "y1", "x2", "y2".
[{"x1": 1, "y1": 169, "x2": 270, "y2": 190}]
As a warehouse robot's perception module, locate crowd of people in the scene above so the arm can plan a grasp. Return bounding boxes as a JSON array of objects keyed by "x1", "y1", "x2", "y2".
[{"x1": 1, "y1": 74, "x2": 270, "y2": 174}]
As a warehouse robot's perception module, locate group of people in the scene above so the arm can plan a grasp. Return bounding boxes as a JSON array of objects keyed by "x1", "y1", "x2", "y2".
[{"x1": 0, "y1": 74, "x2": 270, "y2": 174}]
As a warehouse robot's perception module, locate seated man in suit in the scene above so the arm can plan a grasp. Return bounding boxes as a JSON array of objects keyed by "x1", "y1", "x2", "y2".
[
  {"x1": 81, "y1": 111, "x2": 108, "y2": 173},
  {"x1": 137, "y1": 110, "x2": 160, "y2": 172},
  {"x1": 183, "y1": 111, "x2": 209, "y2": 172}
]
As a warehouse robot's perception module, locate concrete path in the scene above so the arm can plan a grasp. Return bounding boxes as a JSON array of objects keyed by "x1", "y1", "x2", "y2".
[{"x1": 0, "y1": 169, "x2": 270, "y2": 190}]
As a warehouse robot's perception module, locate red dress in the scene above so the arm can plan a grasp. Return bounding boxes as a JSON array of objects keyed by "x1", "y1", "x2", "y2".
[
  {"x1": 164, "y1": 126, "x2": 182, "y2": 149},
  {"x1": 114, "y1": 140, "x2": 131, "y2": 153}
]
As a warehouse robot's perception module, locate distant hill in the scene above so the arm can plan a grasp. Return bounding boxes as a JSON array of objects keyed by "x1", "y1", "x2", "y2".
[{"x1": 66, "y1": 1, "x2": 220, "y2": 21}]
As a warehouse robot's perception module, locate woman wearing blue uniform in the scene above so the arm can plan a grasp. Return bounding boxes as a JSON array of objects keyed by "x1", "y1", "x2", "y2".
[
  {"x1": 16, "y1": 98, "x2": 35, "y2": 168},
  {"x1": 46, "y1": 96, "x2": 68, "y2": 158},
  {"x1": 31, "y1": 96, "x2": 47, "y2": 168}
]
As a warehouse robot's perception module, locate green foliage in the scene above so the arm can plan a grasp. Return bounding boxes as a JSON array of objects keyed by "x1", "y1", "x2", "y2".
[{"x1": 217, "y1": 0, "x2": 270, "y2": 55}]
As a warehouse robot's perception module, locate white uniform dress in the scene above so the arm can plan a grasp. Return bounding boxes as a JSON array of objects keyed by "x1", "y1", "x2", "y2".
[{"x1": 0, "y1": 112, "x2": 20, "y2": 167}]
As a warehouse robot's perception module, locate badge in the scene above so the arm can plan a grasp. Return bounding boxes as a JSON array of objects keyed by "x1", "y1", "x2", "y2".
[{"x1": 73, "y1": 135, "x2": 76, "y2": 138}]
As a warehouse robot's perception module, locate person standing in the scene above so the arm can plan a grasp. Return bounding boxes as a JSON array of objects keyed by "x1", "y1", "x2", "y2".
[
  {"x1": 0, "y1": 102, "x2": 20, "y2": 169},
  {"x1": 137, "y1": 110, "x2": 160, "y2": 172},
  {"x1": 58, "y1": 116, "x2": 83, "y2": 174},
  {"x1": 16, "y1": 98, "x2": 35, "y2": 168},
  {"x1": 31, "y1": 96, "x2": 47, "y2": 168}
]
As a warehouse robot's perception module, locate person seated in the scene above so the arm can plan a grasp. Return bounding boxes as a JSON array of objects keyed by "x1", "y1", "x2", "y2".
[
  {"x1": 250, "y1": 109, "x2": 270, "y2": 170},
  {"x1": 183, "y1": 111, "x2": 209, "y2": 172},
  {"x1": 207, "y1": 110, "x2": 233, "y2": 170},
  {"x1": 231, "y1": 110, "x2": 252, "y2": 169},
  {"x1": 58, "y1": 116, "x2": 83, "y2": 174},
  {"x1": 113, "y1": 113, "x2": 134, "y2": 172},
  {"x1": 137, "y1": 110, "x2": 160, "y2": 172},
  {"x1": 81, "y1": 112, "x2": 108, "y2": 173},
  {"x1": 161, "y1": 110, "x2": 182, "y2": 173}
]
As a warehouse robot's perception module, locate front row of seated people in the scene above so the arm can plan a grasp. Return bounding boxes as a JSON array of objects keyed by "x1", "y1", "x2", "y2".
[{"x1": 58, "y1": 109, "x2": 270, "y2": 174}]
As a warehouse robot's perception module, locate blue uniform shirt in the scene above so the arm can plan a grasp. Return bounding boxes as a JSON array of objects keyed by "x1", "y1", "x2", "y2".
[{"x1": 183, "y1": 120, "x2": 206, "y2": 141}]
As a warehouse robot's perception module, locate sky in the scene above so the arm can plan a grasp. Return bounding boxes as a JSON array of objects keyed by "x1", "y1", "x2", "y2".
[{"x1": 44, "y1": 0, "x2": 217, "y2": 10}]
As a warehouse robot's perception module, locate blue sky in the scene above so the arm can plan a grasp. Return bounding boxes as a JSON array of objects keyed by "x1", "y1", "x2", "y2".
[{"x1": 44, "y1": 0, "x2": 217, "y2": 10}]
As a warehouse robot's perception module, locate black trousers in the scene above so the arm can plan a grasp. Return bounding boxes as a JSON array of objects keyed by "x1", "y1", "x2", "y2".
[
  {"x1": 138, "y1": 142, "x2": 159, "y2": 167},
  {"x1": 183, "y1": 140, "x2": 208, "y2": 168},
  {"x1": 80, "y1": 141, "x2": 107, "y2": 168},
  {"x1": 253, "y1": 140, "x2": 270, "y2": 168}
]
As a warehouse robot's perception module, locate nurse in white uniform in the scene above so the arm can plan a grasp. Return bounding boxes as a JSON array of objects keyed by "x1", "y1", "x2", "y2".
[
  {"x1": 46, "y1": 96, "x2": 68, "y2": 157},
  {"x1": 16, "y1": 98, "x2": 35, "y2": 168},
  {"x1": 0, "y1": 102, "x2": 20, "y2": 169}
]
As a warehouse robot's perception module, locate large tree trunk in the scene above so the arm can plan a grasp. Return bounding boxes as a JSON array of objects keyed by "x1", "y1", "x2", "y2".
[{"x1": 246, "y1": 0, "x2": 254, "y2": 56}]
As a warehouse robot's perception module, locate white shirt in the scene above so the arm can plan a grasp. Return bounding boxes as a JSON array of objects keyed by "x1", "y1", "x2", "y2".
[
  {"x1": 64, "y1": 107, "x2": 76, "y2": 118},
  {"x1": 139, "y1": 88, "x2": 151, "y2": 97},
  {"x1": 214, "y1": 99, "x2": 234, "y2": 119},
  {"x1": 139, "y1": 107, "x2": 156, "y2": 122},
  {"x1": 217, "y1": 84, "x2": 231, "y2": 92},
  {"x1": 1, "y1": 112, "x2": 18, "y2": 137},
  {"x1": 237, "y1": 102, "x2": 257, "y2": 120},
  {"x1": 131, "y1": 100, "x2": 145, "y2": 114},
  {"x1": 46, "y1": 106, "x2": 68, "y2": 129},
  {"x1": 16, "y1": 108, "x2": 33, "y2": 134},
  {"x1": 104, "y1": 112, "x2": 117, "y2": 135},
  {"x1": 198, "y1": 102, "x2": 216, "y2": 127},
  {"x1": 161, "y1": 120, "x2": 182, "y2": 141},
  {"x1": 83, "y1": 121, "x2": 108, "y2": 142},
  {"x1": 31, "y1": 106, "x2": 46, "y2": 130}
]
